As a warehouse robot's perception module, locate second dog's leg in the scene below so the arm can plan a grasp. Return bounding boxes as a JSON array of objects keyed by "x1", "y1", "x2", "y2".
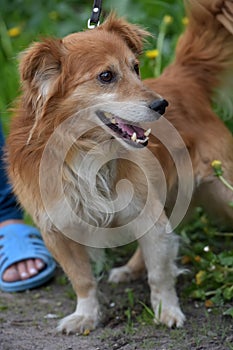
[
  {"x1": 108, "y1": 247, "x2": 146, "y2": 283},
  {"x1": 43, "y1": 230, "x2": 99, "y2": 334},
  {"x1": 195, "y1": 177, "x2": 233, "y2": 228},
  {"x1": 138, "y1": 211, "x2": 185, "y2": 328}
]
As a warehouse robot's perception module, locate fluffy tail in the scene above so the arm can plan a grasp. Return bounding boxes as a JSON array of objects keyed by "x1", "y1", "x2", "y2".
[{"x1": 175, "y1": 0, "x2": 233, "y2": 99}]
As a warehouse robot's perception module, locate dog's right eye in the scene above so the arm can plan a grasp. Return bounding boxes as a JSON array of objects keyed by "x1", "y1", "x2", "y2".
[{"x1": 98, "y1": 71, "x2": 115, "y2": 84}]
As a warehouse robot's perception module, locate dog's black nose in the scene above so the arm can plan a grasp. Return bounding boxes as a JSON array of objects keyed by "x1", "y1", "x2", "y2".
[{"x1": 149, "y1": 99, "x2": 169, "y2": 115}]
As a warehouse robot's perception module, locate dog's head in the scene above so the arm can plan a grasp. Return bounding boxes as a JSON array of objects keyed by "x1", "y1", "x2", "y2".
[{"x1": 20, "y1": 14, "x2": 168, "y2": 148}]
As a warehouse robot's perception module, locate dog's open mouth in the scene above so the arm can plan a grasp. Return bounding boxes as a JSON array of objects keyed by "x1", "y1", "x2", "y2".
[{"x1": 96, "y1": 111, "x2": 151, "y2": 147}]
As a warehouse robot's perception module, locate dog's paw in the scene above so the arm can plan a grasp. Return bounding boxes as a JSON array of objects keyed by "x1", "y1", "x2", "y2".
[
  {"x1": 57, "y1": 312, "x2": 98, "y2": 335},
  {"x1": 108, "y1": 266, "x2": 133, "y2": 283},
  {"x1": 57, "y1": 289, "x2": 99, "y2": 334},
  {"x1": 154, "y1": 304, "x2": 185, "y2": 328}
]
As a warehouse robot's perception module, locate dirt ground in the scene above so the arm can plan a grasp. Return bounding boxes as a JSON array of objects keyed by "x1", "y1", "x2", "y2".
[{"x1": 0, "y1": 266, "x2": 232, "y2": 350}]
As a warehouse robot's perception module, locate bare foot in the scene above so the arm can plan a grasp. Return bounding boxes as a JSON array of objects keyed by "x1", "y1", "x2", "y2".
[{"x1": 0, "y1": 219, "x2": 45, "y2": 282}]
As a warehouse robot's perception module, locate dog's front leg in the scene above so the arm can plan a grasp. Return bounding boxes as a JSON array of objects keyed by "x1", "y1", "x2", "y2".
[
  {"x1": 43, "y1": 230, "x2": 99, "y2": 334},
  {"x1": 138, "y1": 210, "x2": 185, "y2": 328}
]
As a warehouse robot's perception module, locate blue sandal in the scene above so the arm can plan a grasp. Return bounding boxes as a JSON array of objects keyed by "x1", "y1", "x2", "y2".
[{"x1": 0, "y1": 223, "x2": 56, "y2": 292}]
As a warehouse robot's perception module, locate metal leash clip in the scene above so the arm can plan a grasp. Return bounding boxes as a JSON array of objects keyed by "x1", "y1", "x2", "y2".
[{"x1": 88, "y1": 0, "x2": 102, "y2": 29}]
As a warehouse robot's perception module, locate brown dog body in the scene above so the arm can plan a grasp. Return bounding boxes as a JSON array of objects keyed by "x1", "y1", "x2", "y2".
[{"x1": 7, "y1": 0, "x2": 233, "y2": 333}]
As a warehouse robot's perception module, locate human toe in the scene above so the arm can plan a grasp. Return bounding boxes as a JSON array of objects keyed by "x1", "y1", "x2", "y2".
[{"x1": 2, "y1": 264, "x2": 21, "y2": 282}]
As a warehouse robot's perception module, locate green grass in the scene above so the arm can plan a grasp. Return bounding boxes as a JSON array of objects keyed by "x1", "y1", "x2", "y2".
[{"x1": 179, "y1": 209, "x2": 233, "y2": 313}]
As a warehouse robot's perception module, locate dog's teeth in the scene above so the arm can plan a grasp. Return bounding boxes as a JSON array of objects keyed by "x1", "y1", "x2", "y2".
[
  {"x1": 136, "y1": 137, "x2": 149, "y2": 144},
  {"x1": 131, "y1": 132, "x2": 137, "y2": 142},
  {"x1": 144, "y1": 128, "x2": 151, "y2": 137},
  {"x1": 112, "y1": 118, "x2": 116, "y2": 124}
]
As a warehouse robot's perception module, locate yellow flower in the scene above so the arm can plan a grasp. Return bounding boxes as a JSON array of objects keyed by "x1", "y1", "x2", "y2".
[
  {"x1": 205, "y1": 299, "x2": 214, "y2": 308},
  {"x1": 195, "y1": 270, "x2": 206, "y2": 285},
  {"x1": 83, "y1": 328, "x2": 90, "y2": 336},
  {"x1": 49, "y1": 11, "x2": 59, "y2": 21},
  {"x1": 211, "y1": 160, "x2": 222, "y2": 168},
  {"x1": 181, "y1": 255, "x2": 191, "y2": 264},
  {"x1": 194, "y1": 255, "x2": 201, "y2": 262},
  {"x1": 211, "y1": 160, "x2": 223, "y2": 176},
  {"x1": 145, "y1": 49, "x2": 159, "y2": 59},
  {"x1": 182, "y1": 17, "x2": 189, "y2": 26},
  {"x1": 8, "y1": 26, "x2": 21, "y2": 38},
  {"x1": 163, "y1": 15, "x2": 173, "y2": 25}
]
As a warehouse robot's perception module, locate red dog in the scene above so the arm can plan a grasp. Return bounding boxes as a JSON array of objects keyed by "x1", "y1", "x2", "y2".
[{"x1": 7, "y1": 0, "x2": 233, "y2": 333}]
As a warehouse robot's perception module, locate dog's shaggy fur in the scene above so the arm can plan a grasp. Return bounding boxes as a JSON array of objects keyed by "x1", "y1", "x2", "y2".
[{"x1": 7, "y1": 0, "x2": 233, "y2": 333}]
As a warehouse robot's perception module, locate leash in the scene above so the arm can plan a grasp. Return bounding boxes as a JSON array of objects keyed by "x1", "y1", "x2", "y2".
[{"x1": 88, "y1": 0, "x2": 102, "y2": 29}]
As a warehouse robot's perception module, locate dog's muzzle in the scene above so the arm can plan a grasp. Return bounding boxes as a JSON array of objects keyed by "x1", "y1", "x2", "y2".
[{"x1": 96, "y1": 99, "x2": 168, "y2": 148}]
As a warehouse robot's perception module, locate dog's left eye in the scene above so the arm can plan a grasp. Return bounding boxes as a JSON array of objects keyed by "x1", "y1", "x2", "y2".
[{"x1": 98, "y1": 71, "x2": 115, "y2": 84}]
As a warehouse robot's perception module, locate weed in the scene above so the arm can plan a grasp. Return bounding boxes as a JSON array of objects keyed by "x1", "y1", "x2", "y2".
[
  {"x1": 124, "y1": 288, "x2": 136, "y2": 334},
  {"x1": 227, "y1": 343, "x2": 233, "y2": 350},
  {"x1": 223, "y1": 307, "x2": 233, "y2": 318},
  {"x1": 65, "y1": 287, "x2": 76, "y2": 300},
  {"x1": 0, "y1": 305, "x2": 8, "y2": 311},
  {"x1": 56, "y1": 274, "x2": 69, "y2": 286},
  {"x1": 137, "y1": 301, "x2": 154, "y2": 325},
  {"x1": 141, "y1": 339, "x2": 156, "y2": 349},
  {"x1": 179, "y1": 209, "x2": 233, "y2": 314}
]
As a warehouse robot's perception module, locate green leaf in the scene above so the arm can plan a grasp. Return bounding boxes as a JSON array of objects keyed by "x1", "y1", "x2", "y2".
[
  {"x1": 210, "y1": 290, "x2": 225, "y2": 306},
  {"x1": 191, "y1": 289, "x2": 206, "y2": 300},
  {"x1": 0, "y1": 305, "x2": 8, "y2": 311},
  {"x1": 223, "y1": 286, "x2": 233, "y2": 301},
  {"x1": 223, "y1": 307, "x2": 233, "y2": 318},
  {"x1": 213, "y1": 271, "x2": 225, "y2": 283},
  {"x1": 125, "y1": 288, "x2": 134, "y2": 308},
  {"x1": 218, "y1": 252, "x2": 233, "y2": 267},
  {"x1": 139, "y1": 301, "x2": 154, "y2": 318}
]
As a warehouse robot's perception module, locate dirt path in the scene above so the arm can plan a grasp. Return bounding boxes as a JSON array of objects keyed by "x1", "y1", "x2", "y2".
[{"x1": 0, "y1": 267, "x2": 232, "y2": 350}]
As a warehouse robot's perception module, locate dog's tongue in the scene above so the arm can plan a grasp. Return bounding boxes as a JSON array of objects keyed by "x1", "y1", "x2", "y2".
[{"x1": 116, "y1": 118, "x2": 145, "y2": 139}]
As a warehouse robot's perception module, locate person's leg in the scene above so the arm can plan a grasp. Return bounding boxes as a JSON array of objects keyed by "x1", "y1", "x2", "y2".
[
  {"x1": 0, "y1": 121, "x2": 45, "y2": 283},
  {"x1": 0, "y1": 122, "x2": 24, "y2": 222}
]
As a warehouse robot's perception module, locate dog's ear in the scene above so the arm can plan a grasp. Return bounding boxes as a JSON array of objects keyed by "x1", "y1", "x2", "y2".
[
  {"x1": 19, "y1": 39, "x2": 64, "y2": 91},
  {"x1": 99, "y1": 13, "x2": 150, "y2": 55}
]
